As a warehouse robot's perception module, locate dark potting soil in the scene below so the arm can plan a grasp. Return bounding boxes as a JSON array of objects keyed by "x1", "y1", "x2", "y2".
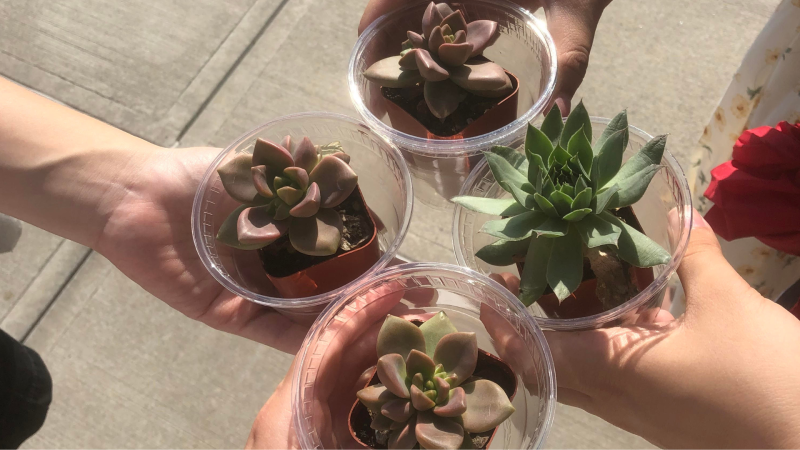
[
  {"x1": 349, "y1": 321, "x2": 518, "y2": 449},
  {"x1": 381, "y1": 73, "x2": 517, "y2": 138},
  {"x1": 257, "y1": 188, "x2": 375, "y2": 278}
]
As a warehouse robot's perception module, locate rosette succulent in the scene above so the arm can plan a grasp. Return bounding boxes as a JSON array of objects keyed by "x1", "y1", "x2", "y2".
[
  {"x1": 453, "y1": 103, "x2": 672, "y2": 305},
  {"x1": 363, "y1": 2, "x2": 513, "y2": 119},
  {"x1": 356, "y1": 312, "x2": 514, "y2": 449},
  {"x1": 215, "y1": 135, "x2": 357, "y2": 256}
]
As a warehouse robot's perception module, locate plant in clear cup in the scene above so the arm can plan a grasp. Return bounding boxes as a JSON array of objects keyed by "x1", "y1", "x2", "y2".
[
  {"x1": 453, "y1": 102, "x2": 673, "y2": 319},
  {"x1": 214, "y1": 135, "x2": 380, "y2": 298},
  {"x1": 352, "y1": 311, "x2": 516, "y2": 449},
  {"x1": 362, "y1": 1, "x2": 519, "y2": 139}
]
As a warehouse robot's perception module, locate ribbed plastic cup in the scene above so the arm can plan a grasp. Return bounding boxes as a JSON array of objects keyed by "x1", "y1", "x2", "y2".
[
  {"x1": 349, "y1": 0, "x2": 557, "y2": 209},
  {"x1": 292, "y1": 263, "x2": 557, "y2": 449},
  {"x1": 453, "y1": 118, "x2": 693, "y2": 330},
  {"x1": 192, "y1": 112, "x2": 413, "y2": 324}
]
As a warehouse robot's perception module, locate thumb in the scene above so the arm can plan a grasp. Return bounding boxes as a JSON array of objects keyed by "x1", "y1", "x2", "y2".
[
  {"x1": 542, "y1": 0, "x2": 609, "y2": 113},
  {"x1": 358, "y1": 0, "x2": 406, "y2": 35},
  {"x1": 675, "y1": 210, "x2": 753, "y2": 317}
]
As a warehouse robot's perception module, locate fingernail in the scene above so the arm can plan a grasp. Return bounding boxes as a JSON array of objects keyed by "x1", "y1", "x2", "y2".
[{"x1": 692, "y1": 211, "x2": 711, "y2": 229}]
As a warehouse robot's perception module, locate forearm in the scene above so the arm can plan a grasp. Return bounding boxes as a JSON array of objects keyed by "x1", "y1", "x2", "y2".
[{"x1": 0, "y1": 77, "x2": 159, "y2": 247}]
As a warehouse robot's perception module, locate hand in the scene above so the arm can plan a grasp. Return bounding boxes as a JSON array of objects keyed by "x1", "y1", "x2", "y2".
[
  {"x1": 358, "y1": 0, "x2": 612, "y2": 114},
  {"x1": 94, "y1": 146, "x2": 311, "y2": 353},
  {"x1": 546, "y1": 211, "x2": 800, "y2": 448}
]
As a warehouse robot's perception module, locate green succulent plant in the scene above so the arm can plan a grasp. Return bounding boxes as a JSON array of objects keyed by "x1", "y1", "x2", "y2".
[
  {"x1": 453, "y1": 102, "x2": 672, "y2": 306},
  {"x1": 357, "y1": 312, "x2": 514, "y2": 450},
  {"x1": 363, "y1": 2, "x2": 512, "y2": 119},
  {"x1": 215, "y1": 135, "x2": 357, "y2": 256}
]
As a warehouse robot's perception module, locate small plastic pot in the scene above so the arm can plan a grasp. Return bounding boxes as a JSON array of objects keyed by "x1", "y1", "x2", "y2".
[
  {"x1": 192, "y1": 112, "x2": 413, "y2": 325},
  {"x1": 452, "y1": 118, "x2": 693, "y2": 331},
  {"x1": 349, "y1": 0, "x2": 557, "y2": 209},
  {"x1": 291, "y1": 263, "x2": 556, "y2": 449}
]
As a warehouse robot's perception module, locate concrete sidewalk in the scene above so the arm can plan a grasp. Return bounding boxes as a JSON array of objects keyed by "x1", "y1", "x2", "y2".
[{"x1": 0, "y1": 0, "x2": 779, "y2": 447}]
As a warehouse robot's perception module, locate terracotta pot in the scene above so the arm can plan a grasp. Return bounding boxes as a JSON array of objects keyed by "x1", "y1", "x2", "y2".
[
  {"x1": 348, "y1": 349, "x2": 518, "y2": 449},
  {"x1": 518, "y1": 207, "x2": 656, "y2": 320},
  {"x1": 383, "y1": 71, "x2": 520, "y2": 140},
  {"x1": 266, "y1": 186, "x2": 381, "y2": 298}
]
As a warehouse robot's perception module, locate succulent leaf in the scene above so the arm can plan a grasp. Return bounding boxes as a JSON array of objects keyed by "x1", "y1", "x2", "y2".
[
  {"x1": 309, "y1": 155, "x2": 358, "y2": 208},
  {"x1": 460, "y1": 380, "x2": 515, "y2": 433},
  {"x1": 484, "y1": 152, "x2": 528, "y2": 193},
  {"x1": 480, "y1": 211, "x2": 544, "y2": 241},
  {"x1": 501, "y1": 182, "x2": 538, "y2": 211},
  {"x1": 601, "y1": 211, "x2": 671, "y2": 267},
  {"x1": 438, "y1": 42, "x2": 474, "y2": 66},
  {"x1": 571, "y1": 187, "x2": 593, "y2": 211},
  {"x1": 216, "y1": 205, "x2": 270, "y2": 250},
  {"x1": 594, "y1": 109, "x2": 629, "y2": 155},
  {"x1": 218, "y1": 153, "x2": 264, "y2": 205},
  {"x1": 408, "y1": 30, "x2": 425, "y2": 48},
  {"x1": 441, "y1": 10, "x2": 467, "y2": 33},
  {"x1": 289, "y1": 182, "x2": 321, "y2": 218},
  {"x1": 593, "y1": 184, "x2": 620, "y2": 214},
  {"x1": 389, "y1": 415, "x2": 418, "y2": 450},
  {"x1": 382, "y1": 399, "x2": 414, "y2": 423},
  {"x1": 280, "y1": 135, "x2": 293, "y2": 154},
  {"x1": 411, "y1": 384, "x2": 436, "y2": 411},
  {"x1": 546, "y1": 226, "x2": 584, "y2": 301},
  {"x1": 399, "y1": 49, "x2": 420, "y2": 70},
  {"x1": 489, "y1": 145, "x2": 527, "y2": 172},
  {"x1": 609, "y1": 134, "x2": 667, "y2": 186},
  {"x1": 434, "y1": 376, "x2": 451, "y2": 404},
  {"x1": 251, "y1": 165, "x2": 274, "y2": 199},
  {"x1": 451, "y1": 196, "x2": 528, "y2": 217},
  {"x1": 273, "y1": 201, "x2": 291, "y2": 221},
  {"x1": 288, "y1": 208, "x2": 342, "y2": 256},
  {"x1": 415, "y1": 49, "x2": 450, "y2": 81},
  {"x1": 433, "y1": 332, "x2": 477, "y2": 386},
  {"x1": 595, "y1": 129, "x2": 627, "y2": 188},
  {"x1": 371, "y1": 413, "x2": 394, "y2": 431},
  {"x1": 567, "y1": 125, "x2": 594, "y2": 174},
  {"x1": 364, "y1": 56, "x2": 425, "y2": 88},
  {"x1": 377, "y1": 315, "x2": 427, "y2": 359},
  {"x1": 450, "y1": 60, "x2": 511, "y2": 95},
  {"x1": 559, "y1": 100, "x2": 592, "y2": 149},
  {"x1": 292, "y1": 137, "x2": 319, "y2": 173},
  {"x1": 253, "y1": 138, "x2": 294, "y2": 171},
  {"x1": 548, "y1": 190, "x2": 573, "y2": 217},
  {"x1": 428, "y1": 26, "x2": 446, "y2": 57},
  {"x1": 525, "y1": 123, "x2": 554, "y2": 166},
  {"x1": 357, "y1": 384, "x2": 396, "y2": 412},
  {"x1": 419, "y1": 312, "x2": 458, "y2": 357},
  {"x1": 540, "y1": 103, "x2": 564, "y2": 145},
  {"x1": 406, "y1": 349, "x2": 437, "y2": 382},
  {"x1": 574, "y1": 214, "x2": 621, "y2": 248},
  {"x1": 532, "y1": 217, "x2": 569, "y2": 237},
  {"x1": 378, "y1": 353, "x2": 410, "y2": 398},
  {"x1": 562, "y1": 208, "x2": 592, "y2": 222},
  {"x1": 424, "y1": 79, "x2": 462, "y2": 119},
  {"x1": 519, "y1": 236, "x2": 553, "y2": 306},
  {"x1": 237, "y1": 206, "x2": 289, "y2": 246},
  {"x1": 465, "y1": 20, "x2": 499, "y2": 56},
  {"x1": 533, "y1": 193, "x2": 559, "y2": 218},
  {"x1": 475, "y1": 238, "x2": 531, "y2": 266},
  {"x1": 607, "y1": 164, "x2": 661, "y2": 209},
  {"x1": 277, "y1": 186, "x2": 304, "y2": 205},
  {"x1": 433, "y1": 386, "x2": 467, "y2": 417},
  {"x1": 286, "y1": 169, "x2": 310, "y2": 192},
  {"x1": 416, "y1": 410, "x2": 465, "y2": 450},
  {"x1": 422, "y1": 2, "x2": 447, "y2": 39}
]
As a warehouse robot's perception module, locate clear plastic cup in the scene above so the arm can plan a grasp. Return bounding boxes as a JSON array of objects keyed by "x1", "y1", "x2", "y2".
[
  {"x1": 349, "y1": 0, "x2": 557, "y2": 209},
  {"x1": 291, "y1": 262, "x2": 556, "y2": 449},
  {"x1": 191, "y1": 112, "x2": 414, "y2": 324},
  {"x1": 452, "y1": 118, "x2": 693, "y2": 331}
]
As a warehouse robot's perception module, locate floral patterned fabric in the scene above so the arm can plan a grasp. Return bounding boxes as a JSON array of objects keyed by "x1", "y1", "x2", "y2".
[{"x1": 687, "y1": 0, "x2": 800, "y2": 302}]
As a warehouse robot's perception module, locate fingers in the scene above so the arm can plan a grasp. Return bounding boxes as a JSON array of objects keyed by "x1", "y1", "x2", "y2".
[
  {"x1": 675, "y1": 210, "x2": 753, "y2": 317},
  {"x1": 358, "y1": 0, "x2": 407, "y2": 34},
  {"x1": 541, "y1": 0, "x2": 610, "y2": 113}
]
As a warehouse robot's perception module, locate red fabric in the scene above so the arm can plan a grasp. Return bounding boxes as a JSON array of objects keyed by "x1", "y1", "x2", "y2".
[{"x1": 703, "y1": 121, "x2": 800, "y2": 256}]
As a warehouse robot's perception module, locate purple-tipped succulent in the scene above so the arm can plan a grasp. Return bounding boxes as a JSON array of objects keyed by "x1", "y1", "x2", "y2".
[
  {"x1": 215, "y1": 136, "x2": 357, "y2": 256},
  {"x1": 356, "y1": 312, "x2": 514, "y2": 449},
  {"x1": 363, "y1": 2, "x2": 512, "y2": 120}
]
